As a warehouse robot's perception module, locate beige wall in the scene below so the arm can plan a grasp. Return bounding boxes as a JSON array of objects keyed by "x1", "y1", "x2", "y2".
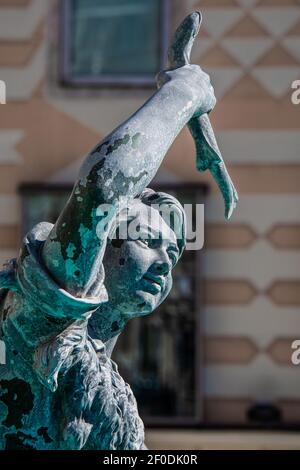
[{"x1": 145, "y1": 429, "x2": 300, "y2": 450}]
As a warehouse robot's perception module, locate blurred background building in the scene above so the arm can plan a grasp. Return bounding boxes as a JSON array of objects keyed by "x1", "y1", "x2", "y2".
[{"x1": 0, "y1": 0, "x2": 300, "y2": 449}]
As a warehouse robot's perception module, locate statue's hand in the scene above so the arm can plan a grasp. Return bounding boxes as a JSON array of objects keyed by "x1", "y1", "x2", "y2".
[{"x1": 156, "y1": 65, "x2": 216, "y2": 118}]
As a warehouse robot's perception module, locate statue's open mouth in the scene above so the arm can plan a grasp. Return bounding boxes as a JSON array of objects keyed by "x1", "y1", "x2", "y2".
[{"x1": 142, "y1": 273, "x2": 164, "y2": 293}]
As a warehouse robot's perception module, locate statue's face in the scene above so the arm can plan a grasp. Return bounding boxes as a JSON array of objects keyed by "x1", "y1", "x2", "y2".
[{"x1": 103, "y1": 200, "x2": 180, "y2": 318}]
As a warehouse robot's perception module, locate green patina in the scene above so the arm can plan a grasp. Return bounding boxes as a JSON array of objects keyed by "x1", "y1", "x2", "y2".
[
  {"x1": 65, "y1": 259, "x2": 78, "y2": 279},
  {"x1": 79, "y1": 223, "x2": 92, "y2": 252},
  {"x1": 55, "y1": 182, "x2": 105, "y2": 262},
  {"x1": 37, "y1": 427, "x2": 53, "y2": 444},
  {"x1": 0, "y1": 378, "x2": 34, "y2": 429},
  {"x1": 113, "y1": 170, "x2": 148, "y2": 197},
  {"x1": 19, "y1": 245, "x2": 30, "y2": 265},
  {"x1": 5, "y1": 431, "x2": 36, "y2": 450},
  {"x1": 106, "y1": 134, "x2": 130, "y2": 155},
  {"x1": 131, "y1": 132, "x2": 142, "y2": 149},
  {"x1": 91, "y1": 140, "x2": 110, "y2": 156},
  {"x1": 66, "y1": 243, "x2": 76, "y2": 259}
]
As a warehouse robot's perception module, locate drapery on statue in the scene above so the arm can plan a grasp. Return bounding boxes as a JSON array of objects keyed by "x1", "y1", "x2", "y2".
[{"x1": 0, "y1": 13, "x2": 238, "y2": 450}]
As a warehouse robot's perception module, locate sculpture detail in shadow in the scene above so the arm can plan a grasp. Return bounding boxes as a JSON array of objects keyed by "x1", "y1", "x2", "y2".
[{"x1": 0, "y1": 13, "x2": 237, "y2": 450}]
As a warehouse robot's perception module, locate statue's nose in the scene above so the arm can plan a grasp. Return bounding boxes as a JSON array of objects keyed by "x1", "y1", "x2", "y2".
[{"x1": 151, "y1": 261, "x2": 170, "y2": 276}]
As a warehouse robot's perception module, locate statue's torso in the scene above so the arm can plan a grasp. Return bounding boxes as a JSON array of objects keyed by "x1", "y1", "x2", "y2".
[{"x1": 0, "y1": 290, "x2": 145, "y2": 450}]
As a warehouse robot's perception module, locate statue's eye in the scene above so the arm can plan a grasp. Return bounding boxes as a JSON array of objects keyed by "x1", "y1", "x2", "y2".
[
  {"x1": 139, "y1": 238, "x2": 160, "y2": 249},
  {"x1": 168, "y1": 253, "x2": 177, "y2": 266},
  {"x1": 167, "y1": 246, "x2": 179, "y2": 266}
]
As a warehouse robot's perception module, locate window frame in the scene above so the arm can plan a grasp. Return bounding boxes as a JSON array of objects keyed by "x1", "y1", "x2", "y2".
[{"x1": 60, "y1": 0, "x2": 171, "y2": 87}]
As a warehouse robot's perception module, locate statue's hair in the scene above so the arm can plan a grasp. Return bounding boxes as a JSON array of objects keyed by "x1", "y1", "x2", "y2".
[
  {"x1": 108, "y1": 189, "x2": 187, "y2": 259},
  {"x1": 138, "y1": 188, "x2": 187, "y2": 258}
]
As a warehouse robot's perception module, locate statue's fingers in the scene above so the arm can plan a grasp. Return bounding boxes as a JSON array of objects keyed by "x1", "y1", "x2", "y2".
[
  {"x1": 233, "y1": 186, "x2": 239, "y2": 203},
  {"x1": 168, "y1": 11, "x2": 202, "y2": 69},
  {"x1": 226, "y1": 174, "x2": 239, "y2": 204},
  {"x1": 225, "y1": 188, "x2": 235, "y2": 220},
  {"x1": 210, "y1": 162, "x2": 236, "y2": 219},
  {"x1": 227, "y1": 182, "x2": 239, "y2": 219}
]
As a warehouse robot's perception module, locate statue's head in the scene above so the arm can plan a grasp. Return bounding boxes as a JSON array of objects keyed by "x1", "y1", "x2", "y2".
[{"x1": 102, "y1": 189, "x2": 186, "y2": 319}]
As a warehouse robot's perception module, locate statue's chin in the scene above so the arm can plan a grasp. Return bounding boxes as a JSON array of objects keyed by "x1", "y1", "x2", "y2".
[{"x1": 120, "y1": 290, "x2": 158, "y2": 318}]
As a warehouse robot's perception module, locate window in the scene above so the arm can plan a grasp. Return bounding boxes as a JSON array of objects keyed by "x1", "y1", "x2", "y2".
[{"x1": 61, "y1": 0, "x2": 170, "y2": 86}]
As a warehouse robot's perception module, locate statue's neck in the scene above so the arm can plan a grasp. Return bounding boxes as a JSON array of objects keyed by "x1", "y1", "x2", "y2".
[{"x1": 104, "y1": 334, "x2": 121, "y2": 358}]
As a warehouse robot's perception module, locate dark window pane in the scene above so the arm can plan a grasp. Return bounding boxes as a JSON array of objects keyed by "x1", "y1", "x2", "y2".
[{"x1": 70, "y1": 0, "x2": 162, "y2": 78}]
